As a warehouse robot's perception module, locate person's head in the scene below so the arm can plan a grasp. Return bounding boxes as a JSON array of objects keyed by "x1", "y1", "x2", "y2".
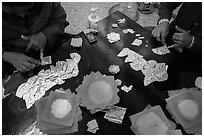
[{"x1": 2, "y1": 2, "x2": 34, "y2": 14}]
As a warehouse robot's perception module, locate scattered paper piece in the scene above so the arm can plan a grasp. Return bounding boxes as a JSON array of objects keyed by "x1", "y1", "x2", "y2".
[
  {"x1": 109, "y1": 65, "x2": 120, "y2": 74},
  {"x1": 42, "y1": 56, "x2": 52, "y2": 65},
  {"x1": 117, "y1": 48, "x2": 129, "y2": 57},
  {"x1": 123, "y1": 29, "x2": 135, "y2": 34},
  {"x1": 87, "y1": 119, "x2": 99, "y2": 133},
  {"x1": 83, "y1": 29, "x2": 97, "y2": 43},
  {"x1": 118, "y1": 18, "x2": 126, "y2": 23},
  {"x1": 107, "y1": 32, "x2": 120, "y2": 43},
  {"x1": 143, "y1": 63, "x2": 168, "y2": 86},
  {"x1": 115, "y1": 79, "x2": 122, "y2": 86},
  {"x1": 127, "y1": 5, "x2": 132, "y2": 9},
  {"x1": 136, "y1": 34, "x2": 141, "y2": 37},
  {"x1": 112, "y1": 23, "x2": 118, "y2": 28},
  {"x1": 87, "y1": 119, "x2": 98, "y2": 130},
  {"x1": 152, "y1": 45, "x2": 170, "y2": 55},
  {"x1": 125, "y1": 52, "x2": 135, "y2": 63},
  {"x1": 104, "y1": 106, "x2": 127, "y2": 124},
  {"x1": 121, "y1": 85, "x2": 133, "y2": 93},
  {"x1": 70, "y1": 52, "x2": 81, "y2": 63},
  {"x1": 138, "y1": 37, "x2": 144, "y2": 39},
  {"x1": 131, "y1": 38, "x2": 142, "y2": 46},
  {"x1": 144, "y1": 75, "x2": 158, "y2": 86},
  {"x1": 123, "y1": 29, "x2": 129, "y2": 34},
  {"x1": 130, "y1": 61, "x2": 145, "y2": 71},
  {"x1": 128, "y1": 29, "x2": 135, "y2": 34},
  {"x1": 147, "y1": 60, "x2": 157, "y2": 68},
  {"x1": 71, "y1": 37, "x2": 83, "y2": 47}
]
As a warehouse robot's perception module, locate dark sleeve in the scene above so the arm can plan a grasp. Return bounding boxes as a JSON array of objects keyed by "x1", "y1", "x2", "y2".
[
  {"x1": 41, "y1": 3, "x2": 69, "y2": 48},
  {"x1": 158, "y1": 2, "x2": 182, "y2": 22},
  {"x1": 190, "y1": 33, "x2": 202, "y2": 55}
]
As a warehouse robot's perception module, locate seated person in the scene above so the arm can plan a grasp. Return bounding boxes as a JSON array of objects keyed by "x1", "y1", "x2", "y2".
[
  {"x1": 2, "y1": 2, "x2": 69, "y2": 76},
  {"x1": 152, "y1": 2, "x2": 202, "y2": 67}
]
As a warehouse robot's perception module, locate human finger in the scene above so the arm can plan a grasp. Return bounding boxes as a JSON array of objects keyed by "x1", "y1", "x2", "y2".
[
  {"x1": 172, "y1": 34, "x2": 180, "y2": 41},
  {"x1": 152, "y1": 27, "x2": 159, "y2": 37},
  {"x1": 168, "y1": 44, "x2": 179, "y2": 49},
  {"x1": 154, "y1": 30, "x2": 161, "y2": 42},
  {"x1": 172, "y1": 39, "x2": 182, "y2": 45},
  {"x1": 27, "y1": 56, "x2": 41, "y2": 65},
  {"x1": 161, "y1": 31, "x2": 167, "y2": 45},
  {"x1": 173, "y1": 33, "x2": 181, "y2": 38},
  {"x1": 26, "y1": 41, "x2": 34, "y2": 53},
  {"x1": 32, "y1": 45, "x2": 39, "y2": 51},
  {"x1": 175, "y1": 26, "x2": 186, "y2": 33},
  {"x1": 172, "y1": 36, "x2": 181, "y2": 43},
  {"x1": 23, "y1": 61, "x2": 36, "y2": 69},
  {"x1": 20, "y1": 65, "x2": 29, "y2": 72},
  {"x1": 17, "y1": 67, "x2": 22, "y2": 72},
  {"x1": 152, "y1": 27, "x2": 157, "y2": 36}
]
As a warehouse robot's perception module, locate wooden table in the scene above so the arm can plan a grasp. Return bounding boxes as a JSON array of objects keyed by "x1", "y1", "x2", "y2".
[{"x1": 2, "y1": 11, "x2": 201, "y2": 135}]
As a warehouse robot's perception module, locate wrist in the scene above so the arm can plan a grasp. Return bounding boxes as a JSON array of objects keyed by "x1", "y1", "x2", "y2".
[{"x1": 158, "y1": 18, "x2": 170, "y2": 25}]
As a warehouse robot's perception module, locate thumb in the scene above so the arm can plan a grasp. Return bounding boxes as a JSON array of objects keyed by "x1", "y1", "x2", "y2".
[
  {"x1": 175, "y1": 26, "x2": 186, "y2": 33},
  {"x1": 168, "y1": 44, "x2": 179, "y2": 49},
  {"x1": 26, "y1": 41, "x2": 33, "y2": 53}
]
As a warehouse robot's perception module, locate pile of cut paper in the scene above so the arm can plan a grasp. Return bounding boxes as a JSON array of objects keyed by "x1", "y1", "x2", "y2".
[
  {"x1": 141, "y1": 61, "x2": 168, "y2": 86},
  {"x1": 129, "y1": 105, "x2": 179, "y2": 135},
  {"x1": 35, "y1": 88, "x2": 82, "y2": 134},
  {"x1": 166, "y1": 88, "x2": 202, "y2": 134},
  {"x1": 104, "y1": 106, "x2": 127, "y2": 124},
  {"x1": 117, "y1": 48, "x2": 168, "y2": 86},
  {"x1": 16, "y1": 53, "x2": 81, "y2": 109},
  {"x1": 76, "y1": 71, "x2": 120, "y2": 114}
]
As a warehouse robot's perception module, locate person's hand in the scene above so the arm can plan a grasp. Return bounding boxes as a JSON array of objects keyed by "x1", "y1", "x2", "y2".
[
  {"x1": 26, "y1": 32, "x2": 47, "y2": 56},
  {"x1": 152, "y1": 22, "x2": 170, "y2": 45},
  {"x1": 171, "y1": 26, "x2": 193, "y2": 48},
  {"x1": 3, "y1": 51, "x2": 40, "y2": 72}
]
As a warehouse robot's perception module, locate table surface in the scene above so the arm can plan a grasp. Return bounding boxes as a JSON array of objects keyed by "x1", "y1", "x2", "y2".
[{"x1": 2, "y1": 11, "x2": 201, "y2": 135}]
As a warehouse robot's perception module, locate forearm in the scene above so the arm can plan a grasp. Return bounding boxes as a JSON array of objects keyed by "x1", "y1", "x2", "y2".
[{"x1": 188, "y1": 36, "x2": 202, "y2": 55}]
